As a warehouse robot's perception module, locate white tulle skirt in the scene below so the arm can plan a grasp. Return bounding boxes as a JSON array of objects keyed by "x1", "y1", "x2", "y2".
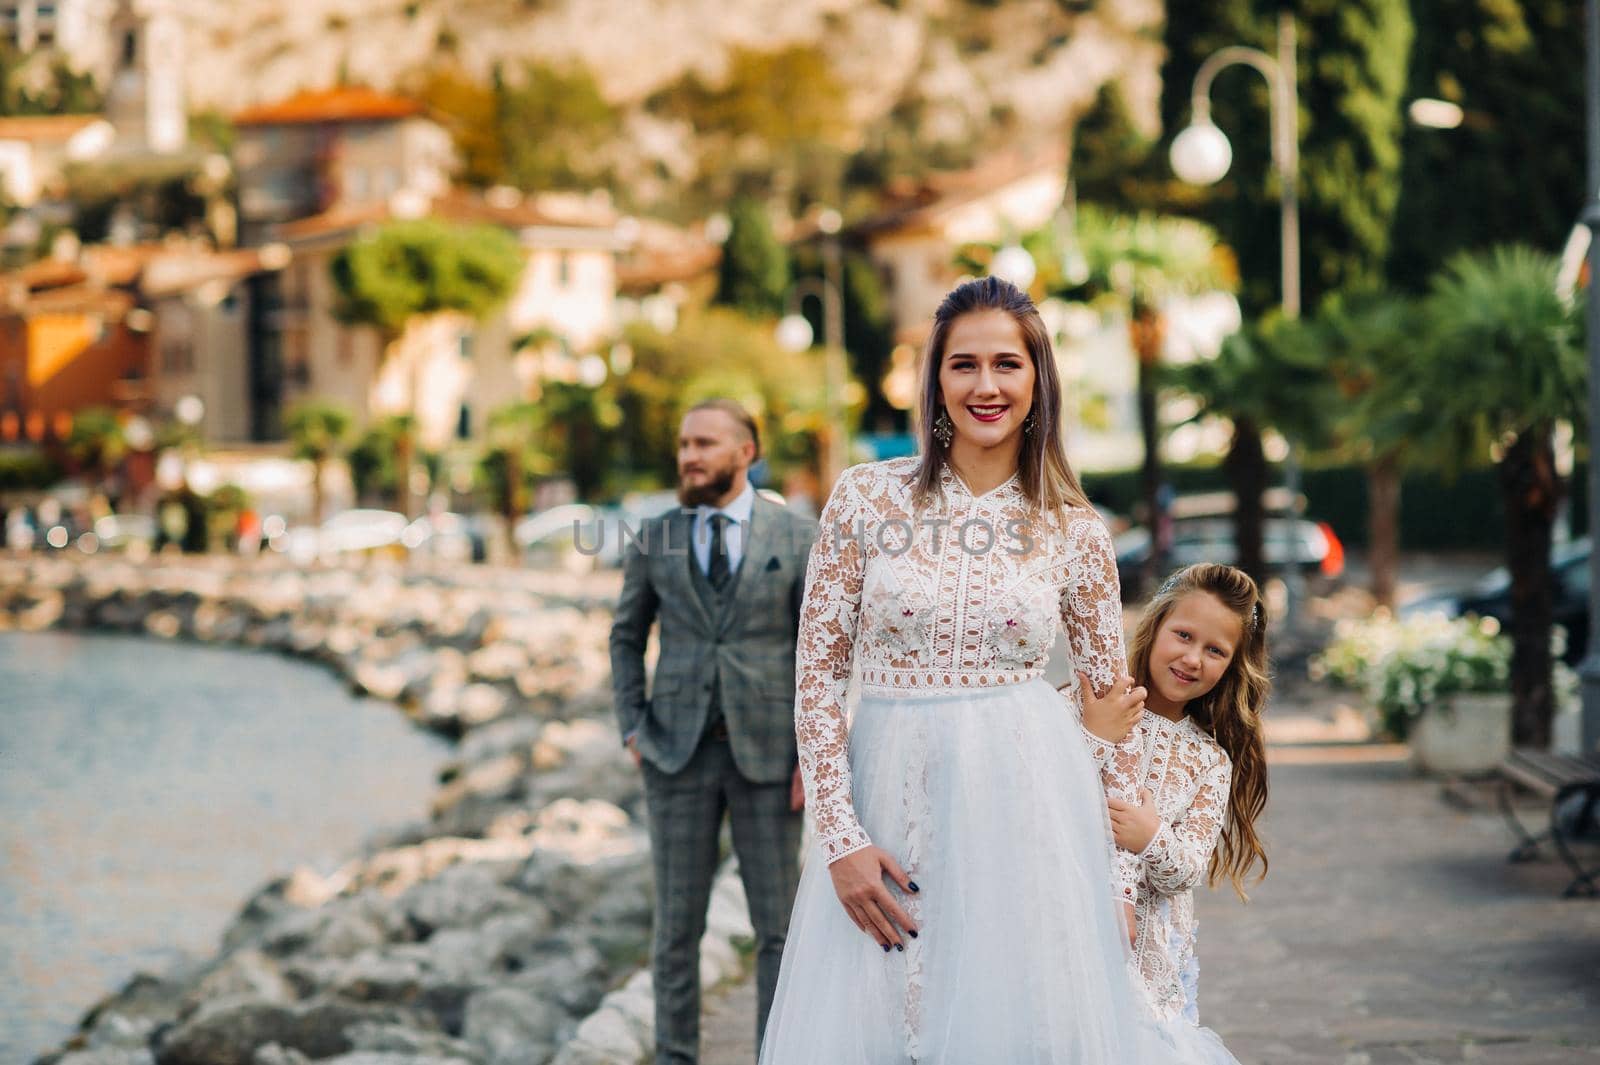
[{"x1": 759, "y1": 679, "x2": 1238, "y2": 1065}]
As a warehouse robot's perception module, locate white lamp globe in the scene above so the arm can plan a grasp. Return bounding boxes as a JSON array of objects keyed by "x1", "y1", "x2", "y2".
[
  {"x1": 1170, "y1": 122, "x2": 1234, "y2": 185},
  {"x1": 991, "y1": 244, "x2": 1037, "y2": 289},
  {"x1": 775, "y1": 314, "x2": 815, "y2": 353}
]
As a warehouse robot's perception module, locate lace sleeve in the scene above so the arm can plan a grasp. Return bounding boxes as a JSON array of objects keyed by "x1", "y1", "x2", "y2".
[
  {"x1": 796, "y1": 467, "x2": 872, "y2": 864},
  {"x1": 1139, "y1": 754, "x2": 1232, "y2": 896},
  {"x1": 1058, "y1": 512, "x2": 1141, "y2": 905},
  {"x1": 1058, "y1": 512, "x2": 1127, "y2": 696}
]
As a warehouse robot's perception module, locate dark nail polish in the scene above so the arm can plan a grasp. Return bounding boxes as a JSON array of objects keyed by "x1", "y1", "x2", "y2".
[
  {"x1": 895, "y1": 943, "x2": 904, "y2": 952},
  {"x1": 908, "y1": 930, "x2": 918, "y2": 938},
  {"x1": 908, "y1": 881, "x2": 920, "y2": 893},
  {"x1": 882, "y1": 943, "x2": 890, "y2": 953}
]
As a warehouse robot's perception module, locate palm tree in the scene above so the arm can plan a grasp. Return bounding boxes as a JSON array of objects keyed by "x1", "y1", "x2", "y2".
[
  {"x1": 1388, "y1": 246, "x2": 1586, "y2": 748},
  {"x1": 1171, "y1": 315, "x2": 1336, "y2": 587},
  {"x1": 1315, "y1": 294, "x2": 1422, "y2": 610},
  {"x1": 284, "y1": 401, "x2": 354, "y2": 525},
  {"x1": 479, "y1": 402, "x2": 547, "y2": 555},
  {"x1": 1069, "y1": 206, "x2": 1234, "y2": 592}
]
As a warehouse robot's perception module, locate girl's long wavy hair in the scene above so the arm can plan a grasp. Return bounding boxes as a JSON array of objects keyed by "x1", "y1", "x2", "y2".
[
  {"x1": 1129, "y1": 563, "x2": 1271, "y2": 899},
  {"x1": 912, "y1": 276, "x2": 1091, "y2": 521}
]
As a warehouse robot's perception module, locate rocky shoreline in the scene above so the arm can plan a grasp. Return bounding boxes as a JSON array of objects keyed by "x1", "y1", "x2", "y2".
[{"x1": 0, "y1": 556, "x2": 753, "y2": 1065}]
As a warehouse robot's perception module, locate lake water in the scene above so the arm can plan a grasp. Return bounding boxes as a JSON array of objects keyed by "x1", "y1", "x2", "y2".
[{"x1": 0, "y1": 630, "x2": 451, "y2": 1063}]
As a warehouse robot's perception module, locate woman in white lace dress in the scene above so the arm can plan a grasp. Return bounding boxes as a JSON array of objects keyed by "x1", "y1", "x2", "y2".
[
  {"x1": 759, "y1": 278, "x2": 1239, "y2": 1064},
  {"x1": 1101, "y1": 564, "x2": 1270, "y2": 1033}
]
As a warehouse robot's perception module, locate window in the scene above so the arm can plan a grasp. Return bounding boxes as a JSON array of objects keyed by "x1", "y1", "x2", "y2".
[
  {"x1": 162, "y1": 339, "x2": 194, "y2": 374},
  {"x1": 120, "y1": 29, "x2": 137, "y2": 66},
  {"x1": 456, "y1": 403, "x2": 471, "y2": 440},
  {"x1": 557, "y1": 253, "x2": 570, "y2": 286},
  {"x1": 458, "y1": 331, "x2": 473, "y2": 360}
]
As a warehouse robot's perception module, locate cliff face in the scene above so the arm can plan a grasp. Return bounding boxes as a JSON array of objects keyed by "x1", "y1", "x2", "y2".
[{"x1": 178, "y1": 0, "x2": 1164, "y2": 159}]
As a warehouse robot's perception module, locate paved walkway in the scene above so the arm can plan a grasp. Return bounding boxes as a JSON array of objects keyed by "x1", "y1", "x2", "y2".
[{"x1": 696, "y1": 708, "x2": 1600, "y2": 1063}]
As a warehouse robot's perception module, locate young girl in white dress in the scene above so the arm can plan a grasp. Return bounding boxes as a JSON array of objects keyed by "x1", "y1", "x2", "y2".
[
  {"x1": 758, "y1": 278, "x2": 1239, "y2": 1064},
  {"x1": 1100, "y1": 564, "x2": 1271, "y2": 1032}
]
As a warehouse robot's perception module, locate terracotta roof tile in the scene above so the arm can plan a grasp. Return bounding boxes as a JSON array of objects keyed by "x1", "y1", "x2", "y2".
[
  {"x1": 234, "y1": 86, "x2": 425, "y2": 127},
  {"x1": 0, "y1": 115, "x2": 106, "y2": 142}
]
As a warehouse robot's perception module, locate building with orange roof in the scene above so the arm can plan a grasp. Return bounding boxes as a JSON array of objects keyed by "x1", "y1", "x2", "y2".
[
  {"x1": 0, "y1": 240, "x2": 288, "y2": 448},
  {"x1": 233, "y1": 86, "x2": 454, "y2": 240},
  {"x1": 266, "y1": 188, "x2": 629, "y2": 450}
]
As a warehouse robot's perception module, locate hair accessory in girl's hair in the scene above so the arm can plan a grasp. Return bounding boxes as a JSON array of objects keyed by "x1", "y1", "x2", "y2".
[
  {"x1": 1249, "y1": 600, "x2": 1264, "y2": 633},
  {"x1": 1156, "y1": 570, "x2": 1184, "y2": 598}
]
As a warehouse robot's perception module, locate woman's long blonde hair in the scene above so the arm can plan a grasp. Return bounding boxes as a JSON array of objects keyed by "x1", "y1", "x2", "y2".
[
  {"x1": 1129, "y1": 563, "x2": 1271, "y2": 898},
  {"x1": 912, "y1": 276, "x2": 1090, "y2": 522}
]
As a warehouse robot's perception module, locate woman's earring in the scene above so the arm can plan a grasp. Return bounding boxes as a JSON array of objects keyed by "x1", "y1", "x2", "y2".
[
  {"x1": 1022, "y1": 411, "x2": 1038, "y2": 435},
  {"x1": 933, "y1": 409, "x2": 953, "y2": 447}
]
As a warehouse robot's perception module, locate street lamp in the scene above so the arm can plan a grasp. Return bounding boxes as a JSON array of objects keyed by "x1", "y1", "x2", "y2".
[
  {"x1": 1579, "y1": 0, "x2": 1600, "y2": 751},
  {"x1": 776, "y1": 209, "x2": 850, "y2": 490},
  {"x1": 1171, "y1": 10, "x2": 1305, "y2": 627}
]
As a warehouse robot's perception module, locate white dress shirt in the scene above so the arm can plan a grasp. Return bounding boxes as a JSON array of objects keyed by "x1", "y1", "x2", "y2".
[{"x1": 692, "y1": 481, "x2": 754, "y2": 580}]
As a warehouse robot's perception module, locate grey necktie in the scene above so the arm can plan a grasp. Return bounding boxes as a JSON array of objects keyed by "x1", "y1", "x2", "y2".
[{"x1": 707, "y1": 514, "x2": 732, "y2": 592}]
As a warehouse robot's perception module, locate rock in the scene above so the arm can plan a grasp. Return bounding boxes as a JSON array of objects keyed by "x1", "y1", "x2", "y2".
[
  {"x1": 182, "y1": 950, "x2": 296, "y2": 1016},
  {"x1": 402, "y1": 863, "x2": 524, "y2": 936},
  {"x1": 155, "y1": 996, "x2": 426, "y2": 1065},
  {"x1": 430, "y1": 754, "x2": 528, "y2": 818},
  {"x1": 344, "y1": 1021, "x2": 485, "y2": 1062},
  {"x1": 461, "y1": 986, "x2": 566, "y2": 1065},
  {"x1": 548, "y1": 1008, "x2": 641, "y2": 1065},
  {"x1": 251, "y1": 1045, "x2": 311, "y2": 1065},
  {"x1": 457, "y1": 684, "x2": 511, "y2": 727},
  {"x1": 55, "y1": 1051, "x2": 156, "y2": 1065}
]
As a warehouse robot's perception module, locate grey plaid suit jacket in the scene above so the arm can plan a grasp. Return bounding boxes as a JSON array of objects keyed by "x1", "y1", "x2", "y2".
[{"x1": 609, "y1": 494, "x2": 815, "y2": 783}]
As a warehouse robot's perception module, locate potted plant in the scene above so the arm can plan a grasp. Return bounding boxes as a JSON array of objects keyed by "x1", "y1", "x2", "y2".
[{"x1": 1315, "y1": 612, "x2": 1513, "y2": 774}]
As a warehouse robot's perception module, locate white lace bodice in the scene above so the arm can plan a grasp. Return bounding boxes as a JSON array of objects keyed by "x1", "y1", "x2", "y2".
[
  {"x1": 1108, "y1": 711, "x2": 1233, "y2": 1023},
  {"x1": 795, "y1": 458, "x2": 1131, "y2": 864}
]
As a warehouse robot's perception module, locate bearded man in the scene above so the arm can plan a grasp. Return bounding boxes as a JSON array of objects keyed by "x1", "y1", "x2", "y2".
[{"x1": 609, "y1": 397, "x2": 813, "y2": 1065}]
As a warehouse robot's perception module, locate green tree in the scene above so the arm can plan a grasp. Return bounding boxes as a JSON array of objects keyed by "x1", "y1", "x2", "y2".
[
  {"x1": 714, "y1": 198, "x2": 790, "y2": 319},
  {"x1": 284, "y1": 401, "x2": 353, "y2": 524},
  {"x1": 1055, "y1": 206, "x2": 1234, "y2": 591},
  {"x1": 65, "y1": 407, "x2": 127, "y2": 495},
  {"x1": 536, "y1": 383, "x2": 622, "y2": 501},
  {"x1": 478, "y1": 402, "x2": 544, "y2": 555},
  {"x1": 1386, "y1": 0, "x2": 1584, "y2": 290},
  {"x1": 494, "y1": 61, "x2": 621, "y2": 191},
  {"x1": 330, "y1": 219, "x2": 523, "y2": 337},
  {"x1": 1150, "y1": 1, "x2": 1413, "y2": 314},
  {"x1": 1382, "y1": 246, "x2": 1586, "y2": 747},
  {"x1": 347, "y1": 413, "x2": 420, "y2": 514},
  {"x1": 1313, "y1": 293, "x2": 1422, "y2": 608},
  {"x1": 615, "y1": 308, "x2": 843, "y2": 489},
  {"x1": 1171, "y1": 315, "x2": 1337, "y2": 586},
  {"x1": 0, "y1": 46, "x2": 102, "y2": 115},
  {"x1": 649, "y1": 44, "x2": 850, "y2": 209}
]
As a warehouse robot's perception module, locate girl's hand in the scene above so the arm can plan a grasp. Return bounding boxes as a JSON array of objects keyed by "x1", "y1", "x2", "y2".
[
  {"x1": 1075, "y1": 671, "x2": 1145, "y2": 743},
  {"x1": 827, "y1": 846, "x2": 920, "y2": 952},
  {"x1": 1108, "y1": 788, "x2": 1162, "y2": 854}
]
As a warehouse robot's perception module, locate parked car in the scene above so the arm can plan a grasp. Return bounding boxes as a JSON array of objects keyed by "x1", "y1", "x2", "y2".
[
  {"x1": 402, "y1": 511, "x2": 490, "y2": 563},
  {"x1": 1399, "y1": 537, "x2": 1590, "y2": 665},
  {"x1": 1112, "y1": 489, "x2": 1346, "y2": 597}
]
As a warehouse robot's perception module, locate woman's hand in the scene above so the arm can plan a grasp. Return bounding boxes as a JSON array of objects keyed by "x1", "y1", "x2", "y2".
[
  {"x1": 1108, "y1": 788, "x2": 1162, "y2": 854},
  {"x1": 1075, "y1": 671, "x2": 1145, "y2": 743},
  {"x1": 827, "y1": 846, "x2": 920, "y2": 952}
]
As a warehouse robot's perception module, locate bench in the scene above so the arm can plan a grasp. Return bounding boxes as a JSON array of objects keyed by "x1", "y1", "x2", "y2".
[{"x1": 1497, "y1": 748, "x2": 1600, "y2": 898}]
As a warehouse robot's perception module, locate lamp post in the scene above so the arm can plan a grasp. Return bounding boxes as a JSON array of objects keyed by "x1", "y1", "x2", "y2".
[
  {"x1": 777, "y1": 209, "x2": 849, "y2": 492},
  {"x1": 1580, "y1": 0, "x2": 1600, "y2": 751},
  {"x1": 1171, "y1": 10, "x2": 1304, "y2": 627}
]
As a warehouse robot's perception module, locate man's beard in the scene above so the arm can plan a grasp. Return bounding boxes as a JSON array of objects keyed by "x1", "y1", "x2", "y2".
[{"x1": 678, "y1": 465, "x2": 738, "y2": 507}]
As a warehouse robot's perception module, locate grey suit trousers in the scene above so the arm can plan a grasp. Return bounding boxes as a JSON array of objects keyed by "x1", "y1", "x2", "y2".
[{"x1": 642, "y1": 733, "x2": 802, "y2": 1065}]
